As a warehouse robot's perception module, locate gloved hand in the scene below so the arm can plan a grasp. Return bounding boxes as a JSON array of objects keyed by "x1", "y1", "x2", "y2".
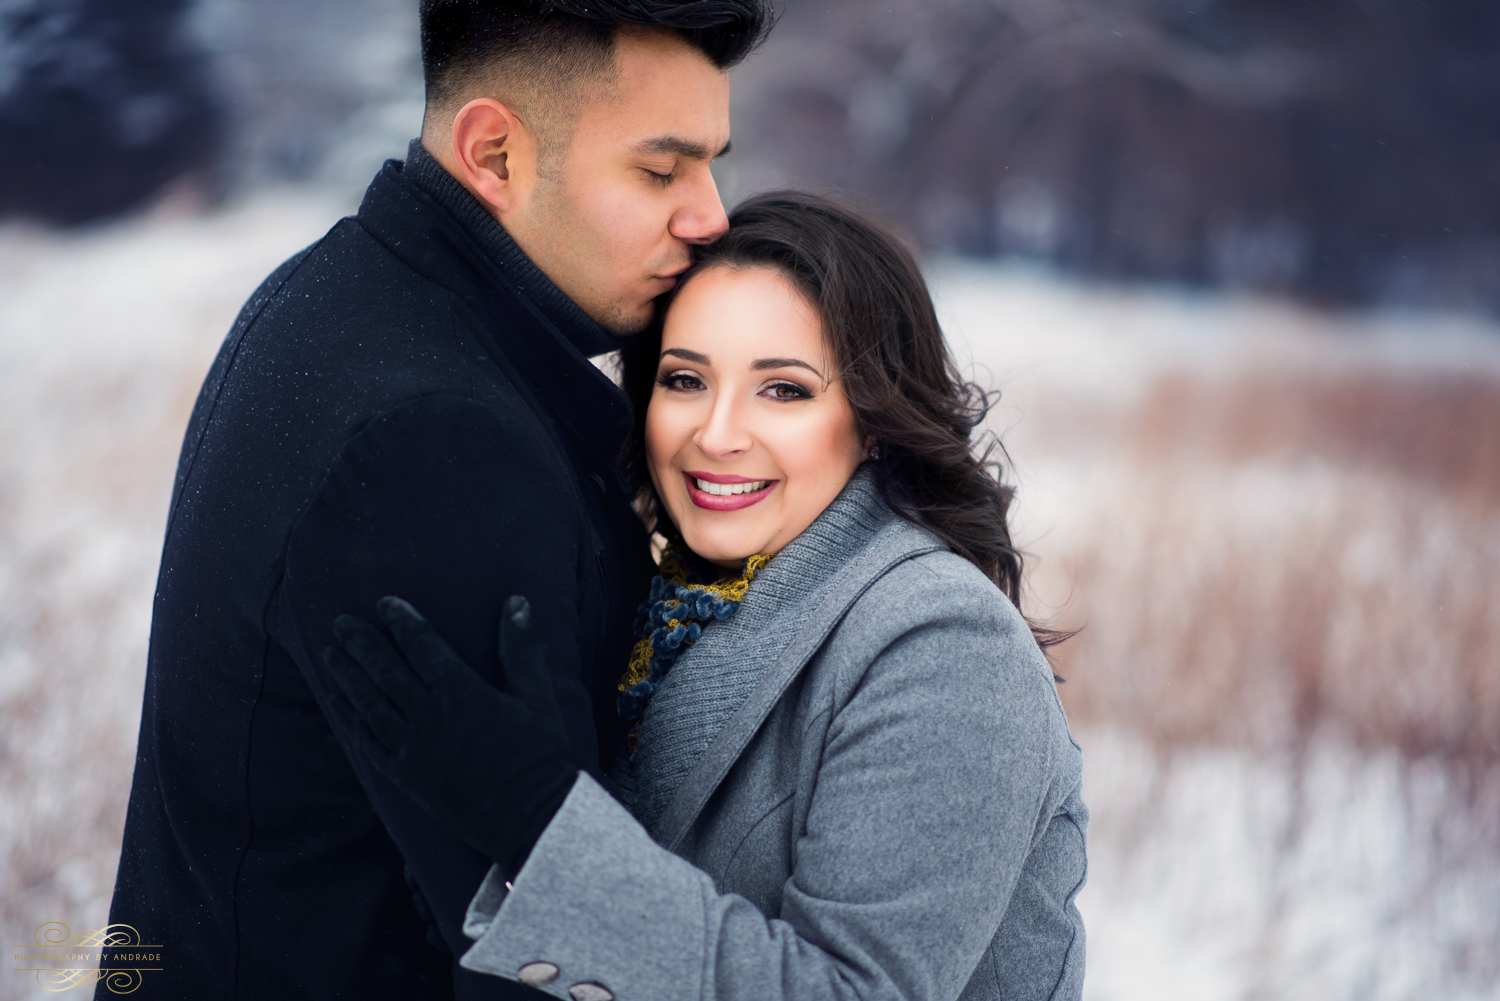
[
  {"x1": 323, "y1": 595, "x2": 579, "y2": 875},
  {"x1": 404, "y1": 864, "x2": 449, "y2": 954}
]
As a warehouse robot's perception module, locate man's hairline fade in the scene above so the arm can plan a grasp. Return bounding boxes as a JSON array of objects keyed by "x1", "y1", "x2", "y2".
[
  {"x1": 421, "y1": 30, "x2": 623, "y2": 176},
  {"x1": 419, "y1": 1, "x2": 775, "y2": 173}
]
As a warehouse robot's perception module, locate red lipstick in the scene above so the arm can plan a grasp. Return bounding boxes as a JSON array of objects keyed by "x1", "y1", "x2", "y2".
[{"x1": 683, "y1": 470, "x2": 778, "y2": 512}]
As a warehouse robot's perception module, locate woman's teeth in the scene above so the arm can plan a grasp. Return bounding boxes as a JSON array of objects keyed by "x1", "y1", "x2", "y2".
[{"x1": 695, "y1": 478, "x2": 769, "y2": 496}]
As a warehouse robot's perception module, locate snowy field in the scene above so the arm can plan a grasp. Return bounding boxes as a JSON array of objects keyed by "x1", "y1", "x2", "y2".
[{"x1": 2, "y1": 193, "x2": 1498, "y2": 1000}]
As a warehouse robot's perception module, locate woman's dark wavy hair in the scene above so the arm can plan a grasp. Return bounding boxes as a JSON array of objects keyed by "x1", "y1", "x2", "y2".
[{"x1": 620, "y1": 191, "x2": 1068, "y2": 649}]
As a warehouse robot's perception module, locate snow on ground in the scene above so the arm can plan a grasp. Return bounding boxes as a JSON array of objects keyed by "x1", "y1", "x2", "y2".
[
  {"x1": 930, "y1": 258, "x2": 1500, "y2": 1000},
  {"x1": 1077, "y1": 731, "x2": 1500, "y2": 1001},
  {"x1": 1, "y1": 195, "x2": 1497, "y2": 1000},
  {"x1": 0, "y1": 191, "x2": 351, "y2": 1001}
]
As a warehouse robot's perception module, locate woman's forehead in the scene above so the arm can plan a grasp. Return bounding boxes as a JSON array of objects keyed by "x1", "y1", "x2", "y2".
[{"x1": 662, "y1": 265, "x2": 829, "y2": 368}]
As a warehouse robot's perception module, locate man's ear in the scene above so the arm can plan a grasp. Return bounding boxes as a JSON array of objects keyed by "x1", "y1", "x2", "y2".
[{"x1": 450, "y1": 98, "x2": 536, "y2": 215}]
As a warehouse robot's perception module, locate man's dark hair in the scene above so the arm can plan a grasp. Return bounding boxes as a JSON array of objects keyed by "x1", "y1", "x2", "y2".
[{"x1": 420, "y1": 0, "x2": 774, "y2": 114}]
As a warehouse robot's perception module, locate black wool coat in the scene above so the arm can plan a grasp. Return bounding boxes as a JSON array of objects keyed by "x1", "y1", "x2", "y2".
[{"x1": 103, "y1": 144, "x2": 654, "y2": 1000}]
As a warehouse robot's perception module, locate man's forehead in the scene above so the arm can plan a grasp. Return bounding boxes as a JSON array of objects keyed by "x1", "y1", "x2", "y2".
[
  {"x1": 585, "y1": 85, "x2": 731, "y2": 157},
  {"x1": 591, "y1": 29, "x2": 730, "y2": 145}
]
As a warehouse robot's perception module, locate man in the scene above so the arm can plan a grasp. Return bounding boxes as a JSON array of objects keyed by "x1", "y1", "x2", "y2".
[{"x1": 103, "y1": 2, "x2": 773, "y2": 997}]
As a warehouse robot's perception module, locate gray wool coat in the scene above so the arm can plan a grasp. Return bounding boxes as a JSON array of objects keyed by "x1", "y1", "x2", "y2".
[{"x1": 459, "y1": 474, "x2": 1088, "y2": 1001}]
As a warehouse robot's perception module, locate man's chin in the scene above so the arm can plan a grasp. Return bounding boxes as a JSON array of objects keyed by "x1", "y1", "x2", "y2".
[{"x1": 591, "y1": 301, "x2": 656, "y2": 337}]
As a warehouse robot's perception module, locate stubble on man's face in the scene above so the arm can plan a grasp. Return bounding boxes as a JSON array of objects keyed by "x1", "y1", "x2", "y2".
[
  {"x1": 523, "y1": 173, "x2": 689, "y2": 335},
  {"x1": 507, "y1": 30, "x2": 733, "y2": 336}
]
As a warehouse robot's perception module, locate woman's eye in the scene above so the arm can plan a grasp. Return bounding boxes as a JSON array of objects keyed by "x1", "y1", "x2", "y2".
[
  {"x1": 657, "y1": 371, "x2": 704, "y2": 392},
  {"x1": 762, "y1": 381, "x2": 812, "y2": 401}
]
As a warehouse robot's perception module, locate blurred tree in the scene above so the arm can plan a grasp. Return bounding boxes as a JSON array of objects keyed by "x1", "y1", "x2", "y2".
[
  {"x1": 5, "y1": 0, "x2": 1493, "y2": 311},
  {"x1": 189, "y1": 0, "x2": 422, "y2": 194},
  {"x1": 0, "y1": 0, "x2": 222, "y2": 224},
  {"x1": 731, "y1": 0, "x2": 1500, "y2": 312}
]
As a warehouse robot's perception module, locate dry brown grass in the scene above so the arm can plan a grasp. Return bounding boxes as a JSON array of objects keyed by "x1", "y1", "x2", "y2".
[
  {"x1": 1130, "y1": 370, "x2": 1500, "y2": 510},
  {"x1": 3, "y1": 219, "x2": 1495, "y2": 998},
  {"x1": 0, "y1": 205, "x2": 281, "y2": 1001},
  {"x1": 1051, "y1": 367, "x2": 1500, "y2": 789},
  {"x1": 0, "y1": 354, "x2": 200, "y2": 1001},
  {"x1": 1021, "y1": 363, "x2": 1500, "y2": 995}
]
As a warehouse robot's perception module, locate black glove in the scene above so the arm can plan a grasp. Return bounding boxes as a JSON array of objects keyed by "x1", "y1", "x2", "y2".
[
  {"x1": 403, "y1": 864, "x2": 450, "y2": 954},
  {"x1": 323, "y1": 595, "x2": 578, "y2": 875}
]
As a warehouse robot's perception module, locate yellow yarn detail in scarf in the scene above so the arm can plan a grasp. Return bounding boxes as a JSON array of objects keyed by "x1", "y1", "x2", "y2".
[{"x1": 618, "y1": 550, "x2": 773, "y2": 707}]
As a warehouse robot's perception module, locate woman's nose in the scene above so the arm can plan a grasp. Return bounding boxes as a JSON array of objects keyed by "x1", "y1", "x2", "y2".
[{"x1": 693, "y1": 394, "x2": 752, "y2": 458}]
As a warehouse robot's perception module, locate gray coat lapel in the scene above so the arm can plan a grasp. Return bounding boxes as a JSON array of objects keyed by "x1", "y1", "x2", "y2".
[{"x1": 651, "y1": 520, "x2": 942, "y2": 852}]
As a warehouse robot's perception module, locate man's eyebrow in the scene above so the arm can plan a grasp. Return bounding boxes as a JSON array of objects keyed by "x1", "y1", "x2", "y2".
[
  {"x1": 661, "y1": 347, "x2": 710, "y2": 365},
  {"x1": 752, "y1": 357, "x2": 824, "y2": 378},
  {"x1": 631, "y1": 136, "x2": 733, "y2": 160}
]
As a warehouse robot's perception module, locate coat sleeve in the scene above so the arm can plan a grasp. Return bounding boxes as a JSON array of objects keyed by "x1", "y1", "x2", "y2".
[
  {"x1": 458, "y1": 563, "x2": 1084, "y2": 1001},
  {"x1": 271, "y1": 392, "x2": 596, "y2": 968}
]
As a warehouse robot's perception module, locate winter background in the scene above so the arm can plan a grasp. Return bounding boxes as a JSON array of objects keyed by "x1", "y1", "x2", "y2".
[{"x1": 2, "y1": 0, "x2": 1498, "y2": 998}]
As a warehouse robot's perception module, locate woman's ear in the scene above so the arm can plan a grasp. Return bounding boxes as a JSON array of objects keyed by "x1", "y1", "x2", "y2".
[{"x1": 449, "y1": 98, "x2": 538, "y2": 216}]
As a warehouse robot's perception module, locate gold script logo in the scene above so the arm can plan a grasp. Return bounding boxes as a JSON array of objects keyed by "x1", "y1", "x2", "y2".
[{"x1": 11, "y1": 923, "x2": 163, "y2": 994}]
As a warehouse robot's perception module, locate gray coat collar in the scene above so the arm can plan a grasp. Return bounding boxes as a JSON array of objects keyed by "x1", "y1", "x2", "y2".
[{"x1": 628, "y1": 471, "x2": 944, "y2": 850}]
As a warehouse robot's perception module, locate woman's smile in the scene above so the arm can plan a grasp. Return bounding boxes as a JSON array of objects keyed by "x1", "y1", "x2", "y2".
[{"x1": 684, "y1": 470, "x2": 779, "y2": 510}]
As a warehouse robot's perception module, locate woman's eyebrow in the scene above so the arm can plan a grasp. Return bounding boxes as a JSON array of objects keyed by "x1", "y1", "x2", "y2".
[
  {"x1": 660, "y1": 347, "x2": 710, "y2": 365},
  {"x1": 752, "y1": 357, "x2": 823, "y2": 378}
]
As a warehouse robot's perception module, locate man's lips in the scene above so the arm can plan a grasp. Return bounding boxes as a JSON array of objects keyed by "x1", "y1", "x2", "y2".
[
  {"x1": 683, "y1": 471, "x2": 778, "y2": 511},
  {"x1": 653, "y1": 265, "x2": 691, "y2": 293}
]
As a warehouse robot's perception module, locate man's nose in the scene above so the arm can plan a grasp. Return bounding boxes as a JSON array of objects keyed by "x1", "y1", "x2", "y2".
[{"x1": 669, "y1": 170, "x2": 730, "y2": 246}]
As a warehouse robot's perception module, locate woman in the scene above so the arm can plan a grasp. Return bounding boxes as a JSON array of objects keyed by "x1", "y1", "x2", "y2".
[{"x1": 325, "y1": 192, "x2": 1087, "y2": 1001}]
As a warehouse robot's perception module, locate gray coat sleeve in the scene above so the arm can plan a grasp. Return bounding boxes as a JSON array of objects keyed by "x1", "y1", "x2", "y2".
[{"x1": 459, "y1": 561, "x2": 1084, "y2": 1001}]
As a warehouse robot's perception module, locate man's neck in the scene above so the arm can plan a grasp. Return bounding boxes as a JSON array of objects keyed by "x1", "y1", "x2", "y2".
[
  {"x1": 401, "y1": 139, "x2": 621, "y2": 359},
  {"x1": 418, "y1": 133, "x2": 492, "y2": 218}
]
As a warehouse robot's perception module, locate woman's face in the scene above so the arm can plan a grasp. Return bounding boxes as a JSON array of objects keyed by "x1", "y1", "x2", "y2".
[{"x1": 645, "y1": 265, "x2": 867, "y2": 568}]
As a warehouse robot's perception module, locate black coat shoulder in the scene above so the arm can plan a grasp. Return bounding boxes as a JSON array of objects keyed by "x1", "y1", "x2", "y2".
[{"x1": 113, "y1": 173, "x2": 641, "y2": 1000}]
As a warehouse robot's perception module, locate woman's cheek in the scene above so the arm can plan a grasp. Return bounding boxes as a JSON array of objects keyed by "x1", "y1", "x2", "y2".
[
  {"x1": 646, "y1": 402, "x2": 701, "y2": 511},
  {"x1": 782, "y1": 407, "x2": 856, "y2": 480}
]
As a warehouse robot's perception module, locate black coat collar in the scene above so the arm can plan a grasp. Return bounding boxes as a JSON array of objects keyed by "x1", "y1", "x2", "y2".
[
  {"x1": 400, "y1": 140, "x2": 622, "y2": 360},
  {"x1": 354, "y1": 142, "x2": 635, "y2": 481}
]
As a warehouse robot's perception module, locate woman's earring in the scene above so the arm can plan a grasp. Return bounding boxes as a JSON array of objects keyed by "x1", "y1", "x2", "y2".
[{"x1": 868, "y1": 445, "x2": 881, "y2": 460}]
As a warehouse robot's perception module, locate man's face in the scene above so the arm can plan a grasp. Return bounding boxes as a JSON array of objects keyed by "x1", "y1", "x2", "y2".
[{"x1": 506, "y1": 30, "x2": 732, "y2": 335}]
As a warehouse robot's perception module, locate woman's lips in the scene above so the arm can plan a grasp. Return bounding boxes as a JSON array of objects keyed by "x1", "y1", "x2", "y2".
[{"x1": 683, "y1": 471, "x2": 778, "y2": 511}]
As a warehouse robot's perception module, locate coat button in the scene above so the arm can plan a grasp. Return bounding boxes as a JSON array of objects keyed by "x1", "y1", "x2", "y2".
[
  {"x1": 568, "y1": 983, "x2": 613, "y2": 1001},
  {"x1": 517, "y1": 962, "x2": 559, "y2": 987}
]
